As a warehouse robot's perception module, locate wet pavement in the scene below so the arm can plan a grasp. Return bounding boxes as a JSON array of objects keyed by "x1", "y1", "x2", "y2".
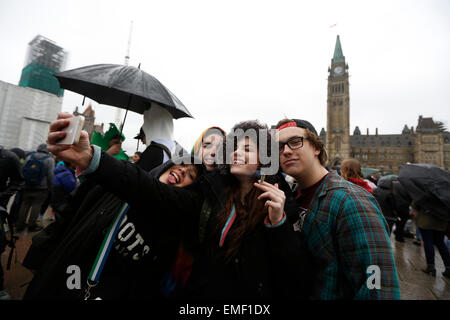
[
  {"x1": 2, "y1": 215, "x2": 450, "y2": 300},
  {"x1": 392, "y1": 235, "x2": 450, "y2": 299}
]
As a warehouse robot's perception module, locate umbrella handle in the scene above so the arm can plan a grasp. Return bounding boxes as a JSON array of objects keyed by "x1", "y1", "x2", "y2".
[{"x1": 119, "y1": 94, "x2": 133, "y2": 136}]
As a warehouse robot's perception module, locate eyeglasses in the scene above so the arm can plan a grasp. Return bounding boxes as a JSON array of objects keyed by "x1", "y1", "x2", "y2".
[{"x1": 278, "y1": 136, "x2": 309, "y2": 152}]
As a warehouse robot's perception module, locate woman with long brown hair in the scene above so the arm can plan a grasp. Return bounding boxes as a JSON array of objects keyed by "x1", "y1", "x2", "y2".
[
  {"x1": 46, "y1": 114, "x2": 311, "y2": 300},
  {"x1": 340, "y1": 158, "x2": 373, "y2": 194}
]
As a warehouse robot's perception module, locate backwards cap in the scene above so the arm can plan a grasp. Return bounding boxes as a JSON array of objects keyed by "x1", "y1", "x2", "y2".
[{"x1": 276, "y1": 119, "x2": 318, "y2": 136}]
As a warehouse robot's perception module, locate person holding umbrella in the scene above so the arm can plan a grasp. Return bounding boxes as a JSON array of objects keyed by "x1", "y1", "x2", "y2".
[
  {"x1": 398, "y1": 163, "x2": 450, "y2": 278},
  {"x1": 132, "y1": 104, "x2": 177, "y2": 171},
  {"x1": 54, "y1": 63, "x2": 193, "y2": 170},
  {"x1": 412, "y1": 200, "x2": 450, "y2": 278}
]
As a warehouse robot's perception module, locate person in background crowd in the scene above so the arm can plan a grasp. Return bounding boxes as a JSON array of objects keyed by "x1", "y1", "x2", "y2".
[
  {"x1": 134, "y1": 104, "x2": 177, "y2": 171},
  {"x1": 8, "y1": 148, "x2": 27, "y2": 226},
  {"x1": 0, "y1": 146, "x2": 24, "y2": 210},
  {"x1": 0, "y1": 145, "x2": 24, "y2": 300},
  {"x1": 50, "y1": 159, "x2": 78, "y2": 219},
  {"x1": 192, "y1": 126, "x2": 226, "y2": 172},
  {"x1": 340, "y1": 158, "x2": 374, "y2": 194},
  {"x1": 16, "y1": 144, "x2": 54, "y2": 233},
  {"x1": 9, "y1": 148, "x2": 26, "y2": 165},
  {"x1": 131, "y1": 151, "x2": 142, "y2": 163},
  {"x1": 106, "y1": 134, "x2": 124, "y2": 157},
  {"x1": 412, "y1": 201, "x2": 450, "y2": 278},
  {"x1": 275, "y1": 118, "x2": 400, "y2": 299},
  {"x1": 373, "y1": 177, "x2": 398, "y2": 235},
  {"x1": 391, "y1": 180, "x2": 411, "y2": 243},
  {"x1": 368, "y1": 173, "x2": 379, "y2": 186},
  {"x1": 410, "y1": 205, "x2": 423, "y2": 246},
  {"x1": 365, "y1": 178, "x2": 377, "y2": 191}
]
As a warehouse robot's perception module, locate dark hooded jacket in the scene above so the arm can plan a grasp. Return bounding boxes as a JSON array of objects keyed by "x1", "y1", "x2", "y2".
[
  {"x1": 373, "y1": 177, "x2": 397, "y2": 226},
  {"x1": 0, "y1": 146, "x2": 24, "y2": 207},
  {"x1": 23, "y1": 156, "x2": 205, "y2": 300},
  {"x1": 392, "y1": 180, "x2": 411, "y2": 219},
  {"x1": 77, "y1": 151, "x2": 312, "y2": 300},
  {"x1": 50, "y1": 162, "x2": 78, "y2": 215}
]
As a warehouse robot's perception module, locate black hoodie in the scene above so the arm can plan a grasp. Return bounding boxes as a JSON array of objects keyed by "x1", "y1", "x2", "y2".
[
  {"x1": 23, "y1": 156, "x2": 204, "y2": 300},
  {"x1": 0, "y1": 146, "x2": 24, "y2": 206}
]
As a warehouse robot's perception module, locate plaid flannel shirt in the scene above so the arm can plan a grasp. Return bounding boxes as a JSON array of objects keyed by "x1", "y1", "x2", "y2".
[{"x1": 301, "y1": 172, "x2": 400, "y2": 300}]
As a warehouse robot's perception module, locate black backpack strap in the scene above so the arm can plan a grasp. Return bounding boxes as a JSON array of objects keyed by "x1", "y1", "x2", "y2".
[{"x1": 150, "y1": 141, "x2": 172, "y2": 159}]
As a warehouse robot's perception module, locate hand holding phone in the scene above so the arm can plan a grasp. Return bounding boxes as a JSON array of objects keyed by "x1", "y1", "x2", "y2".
[{"x1": 56, "y1": 115, "x2": 85, "y2": 145}]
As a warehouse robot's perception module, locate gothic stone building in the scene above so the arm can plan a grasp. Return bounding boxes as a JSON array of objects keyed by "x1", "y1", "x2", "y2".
[
  {"x1": 322, "y1": 35, "x2": 450, "y2": 173},
  {"x1": 73, "y1": 105, "x2": 104, "y2": 141}
]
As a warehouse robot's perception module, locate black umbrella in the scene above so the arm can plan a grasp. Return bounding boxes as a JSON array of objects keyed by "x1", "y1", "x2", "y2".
[
  {"x1": 398, "y1": 163, "x2": 450, "y2": 222},
  {"x1": 376, "y1": 174, "x2": 398, "y2": 190},
  {"x1": 54, "y1": 64, "x2": 193, "y2": 121}
]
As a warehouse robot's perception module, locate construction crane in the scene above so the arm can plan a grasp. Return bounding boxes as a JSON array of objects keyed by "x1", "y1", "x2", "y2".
[{"x1": 115, "y1": 21, "x2": 133, "y2": 129}]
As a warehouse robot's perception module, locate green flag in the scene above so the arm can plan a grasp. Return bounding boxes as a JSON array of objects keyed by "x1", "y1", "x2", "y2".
[{"x1": 91, "y1": 123, "x2": 129, "y2": 160}]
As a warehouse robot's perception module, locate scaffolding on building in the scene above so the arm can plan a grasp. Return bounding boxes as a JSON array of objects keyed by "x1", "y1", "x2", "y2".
[{"x1": 18, "y1": 35, "x2": 67, "y2": 96}]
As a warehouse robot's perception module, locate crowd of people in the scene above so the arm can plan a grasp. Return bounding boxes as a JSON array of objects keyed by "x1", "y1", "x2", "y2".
[{"x1": 0, "y1": 111, "x2": 449, "y2": 301}]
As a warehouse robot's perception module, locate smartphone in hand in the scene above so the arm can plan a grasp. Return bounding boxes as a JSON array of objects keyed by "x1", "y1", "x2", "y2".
[{"x1": 56, "y1": 115, "x2": 85, "y2": 145}]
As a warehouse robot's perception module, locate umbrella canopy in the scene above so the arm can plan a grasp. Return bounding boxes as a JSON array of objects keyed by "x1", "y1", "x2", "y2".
[
  {"x1": 398, "y1": 163, "x2": 450, "y2": 222},
  {"x1": 361, "y1": 167, "x2": 380, "y2": 178},
  {"x1": 377, "y1": 174, "x2": 398, "y2": 189},
  {"x1": 54, "y1": 64, "x2": 193, "y2": 119}
]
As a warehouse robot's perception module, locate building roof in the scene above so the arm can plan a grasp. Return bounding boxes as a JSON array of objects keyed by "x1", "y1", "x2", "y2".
[
  {"x1": 402, "y1": 124, "x2": 411, "y2": 134},
  {"x1": 83, "y1": 105, "x2": 95, "y2": 117},
  {"x1": 332, "y1": 35, "x2": 345, "y2": 64},
  {"x1": 416, "y1": 116, "x2": 440, "y2": 133},
  {"x1": 320, "y1": 127, "x2": 326, "y2": 136},
  {"x1": 350, "y1": 134, "x2": 413, "y2": 147}
]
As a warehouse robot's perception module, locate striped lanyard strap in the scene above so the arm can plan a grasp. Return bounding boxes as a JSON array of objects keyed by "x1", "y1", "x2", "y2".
[
  {"x1": 219, "y1": 204, "x2": 236, "y2": 247},
  {"x1": 84, "y1": 202, "x2": 130, "y2": 300}
]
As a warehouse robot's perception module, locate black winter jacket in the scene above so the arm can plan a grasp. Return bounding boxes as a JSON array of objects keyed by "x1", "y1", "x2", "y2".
[
  {"x1": 0, "y1": 146, "x2": 24, "y2": 206},
  {"x1": 23, "y1": 159, "x2": 182, "y2": 300}
]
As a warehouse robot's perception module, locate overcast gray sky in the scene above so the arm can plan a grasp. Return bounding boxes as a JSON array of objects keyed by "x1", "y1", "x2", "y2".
[{"x1": 1, "y1": 0, "x2": 449, "y2": 155}]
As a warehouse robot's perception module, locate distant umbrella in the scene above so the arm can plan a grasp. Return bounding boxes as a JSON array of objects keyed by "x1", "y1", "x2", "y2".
[
  {"x1": 361, "y1": 167, "x2": 380, "y2": 178},
  {"x1": 377, "y1": 174, "x2": 398, "y2": 189},
  {"x1": 398, "y1": 163, "x2": 450, "y2": 222}
]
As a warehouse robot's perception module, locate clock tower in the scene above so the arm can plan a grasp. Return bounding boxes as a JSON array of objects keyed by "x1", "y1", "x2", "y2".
[{"x1": 326, "y1": 35, "x2": 351, "y2": 167}]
